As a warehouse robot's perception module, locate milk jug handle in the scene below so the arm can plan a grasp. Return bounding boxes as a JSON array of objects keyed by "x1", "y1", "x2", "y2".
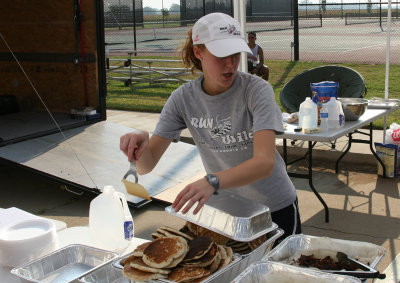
[{"x1": 116, "y1": 192, "x2": 130, "y2": 214}]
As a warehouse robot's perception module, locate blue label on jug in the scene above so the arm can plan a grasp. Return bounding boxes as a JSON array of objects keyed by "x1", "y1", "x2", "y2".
[
  {"x1": 339, "y1": 114, "x2": 345, "y2": 127},
  {"x1": 124, "y1": 221, "x2": 134, "y2": 240}
]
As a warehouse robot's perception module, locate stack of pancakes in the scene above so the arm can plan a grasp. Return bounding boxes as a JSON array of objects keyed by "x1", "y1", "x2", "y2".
[
  {"x1": 122, "y1": 225, "x2": 234, "y2": 282},
  {"x1": 185, "y1": 221, "x2": 268, "y2": 255}
]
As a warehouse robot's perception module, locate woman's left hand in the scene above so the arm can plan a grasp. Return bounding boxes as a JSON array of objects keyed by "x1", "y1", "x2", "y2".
[{"x1": 172, "y1": 177, "x2": 214, "y2": 215}]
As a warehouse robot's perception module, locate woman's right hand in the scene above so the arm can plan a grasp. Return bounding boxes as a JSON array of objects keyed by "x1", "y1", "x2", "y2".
[{"x1": 120, "y1": 131, "x2": 150, "y2": 162}]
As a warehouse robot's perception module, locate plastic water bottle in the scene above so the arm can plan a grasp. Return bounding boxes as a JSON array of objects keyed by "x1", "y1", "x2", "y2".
[
  {"x1": 89, "y1": 185, "x2": 133, "y2": 253},
  {"x1": 299, "y1": 97, "x2": 318, "y2": 130},
  {"x1": 326, "y1": 97, "x2": 340, "y2": 130},
  {"x1": 320, "y1": 103, "x2": 329, "y2": 133}
]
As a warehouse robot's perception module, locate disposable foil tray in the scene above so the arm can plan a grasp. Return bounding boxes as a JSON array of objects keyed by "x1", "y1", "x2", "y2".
[
  {"x1": 264, "y1": 234, "x2": 386, "y2": 279},
  {"x1": 112, "y1": 252, "x2": 241, "y2": 283},
  {"x1": 11, "y1": 244, "x2": 119, "y2": 283},
  {"x1": 218, "y1": 228, "x2": 283, "y2": 283},
  {"x1": 79, "y1": 262, "x2": 127, "y2": 283},
  {"x1": 232, "y1": 261, "x2": 362, "y2": 283},
  {"x1": 165, "y1": 193, "x2": 274, "y2": 242},
  {"x1": 237, "y1": 228, "x2": 283, "y2": 264}
]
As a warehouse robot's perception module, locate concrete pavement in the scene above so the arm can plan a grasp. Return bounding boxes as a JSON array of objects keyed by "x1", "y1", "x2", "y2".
[{"x1": 0, "y1": 109, "x2": 399, "y2": 282}]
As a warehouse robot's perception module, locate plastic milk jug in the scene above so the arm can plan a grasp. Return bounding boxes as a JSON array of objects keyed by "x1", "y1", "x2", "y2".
[
  {"x1": 89, "y1": 185, "x2": 133, "y2": 253},
  {"x1": 320, "y1": 102, "x2": 329, "y2": 133},
  {"x1": 326, "y1": 97, "x2": 340, "y2": 130},
  {"x1": 299, "y1": 97, "x2": 318, "y2": 130}
]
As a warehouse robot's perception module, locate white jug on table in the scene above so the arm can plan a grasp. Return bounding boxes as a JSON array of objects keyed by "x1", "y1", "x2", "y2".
[
  {"x1": 299, "y1": 97, "x2": 318, "y2": 130},
  {"x1": 89, "y1": 185, "x2": 133, "y2": 253}
]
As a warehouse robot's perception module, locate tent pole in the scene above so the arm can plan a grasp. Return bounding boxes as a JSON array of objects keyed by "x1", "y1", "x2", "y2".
[
  {"x1": 383, "y1": 0, "x2": 392, "y2": 143},
  {"x1": 233, "y1": 0, "x2": 247, "y2": 73}
]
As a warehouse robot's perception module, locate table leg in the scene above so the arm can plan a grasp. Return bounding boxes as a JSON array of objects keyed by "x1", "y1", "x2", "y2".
[
  {"x1": 335, "y1": 123, "x2": 386, "y2": 177},
  {"x1": 335, "y1": 133, "x2": 352, "y2": 174},
  {"x1": 305, "y1": 141, "x2": 329, "y2": 223},
  {"x1": 283, "y1": 139, "x2": 330, "y2": 222},
  {"x1": 367, "y1": 124, "x2": 387, "y2": 177}
]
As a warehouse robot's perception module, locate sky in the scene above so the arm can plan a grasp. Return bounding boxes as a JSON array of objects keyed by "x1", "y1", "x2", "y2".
[{"x1": 147, "y1": 0, "x2": 180, "y2": 10}]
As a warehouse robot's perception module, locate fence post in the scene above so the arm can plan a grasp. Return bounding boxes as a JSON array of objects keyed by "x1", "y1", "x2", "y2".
[{"x1": 293, "y1": 0, "x2": 299, "y2": 61}]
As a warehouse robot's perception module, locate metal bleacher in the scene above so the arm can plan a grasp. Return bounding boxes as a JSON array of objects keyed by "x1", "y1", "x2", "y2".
[{"x1": 106, "y1": 52, "x2": 193, "y2": 89}]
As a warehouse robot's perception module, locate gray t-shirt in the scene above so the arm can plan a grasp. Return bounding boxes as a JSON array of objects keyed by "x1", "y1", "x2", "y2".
[{"x1": 154, "y1": 71, "x2": 296, "y2": 212}]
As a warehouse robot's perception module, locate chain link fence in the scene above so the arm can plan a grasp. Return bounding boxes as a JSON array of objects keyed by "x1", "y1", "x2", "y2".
[{"x1": 104, "y1": 1, "x2": 399, "y2": 64}]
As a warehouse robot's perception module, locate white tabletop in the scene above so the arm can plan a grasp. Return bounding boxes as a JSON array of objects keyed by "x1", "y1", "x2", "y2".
[
  {"x1": 278, "y1": 107, "x2": 399, "y2": 142},
  {"x1": 0, "y1": 208, "x2": 148, "y2": 282}
]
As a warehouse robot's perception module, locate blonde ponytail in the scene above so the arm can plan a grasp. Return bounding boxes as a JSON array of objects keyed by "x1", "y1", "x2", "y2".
[{"x1": 179, "y1": 29, "x2": 204, "y2": 73}]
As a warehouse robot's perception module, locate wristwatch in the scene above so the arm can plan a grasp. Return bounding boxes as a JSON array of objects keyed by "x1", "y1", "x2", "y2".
[{"x1": 205, "y1": 174, "x2": 219, "y2": 195}]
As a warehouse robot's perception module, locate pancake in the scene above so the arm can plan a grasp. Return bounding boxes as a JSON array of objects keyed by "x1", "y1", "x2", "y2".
[
  {"x1": 122, "y1": 254, "x2": 137, "y2": 266},
  {"x1": 226, "y1": 240, "x2": 248, "y2": 248},
  {"x1": 168, "y1": 266, "x2": 209, "y2": 282},
  {"x1": 179, "y1": 225, "x2": 197, "y2": 238},
  {"x1": 217, "y1": 246, "x2": 233, "y2": 270},
  {"x1": 224, "y1": 246, "x2": 233, "y2": 260},
  {"x1": 197, "y1": 225, "x2": 230, "y2": 245},
  {"x1": 143, "y1": 236, "x2": 188, "y2": 269},
  {"x1": 126, "y1": 256, "x2": 171, "y2": 274},
  {"x1": 151, "y1": 232, "x2": 165, "y2": 239},
  {"x1": 182, "y1": 242, "x2": 218, "y2": 267},
  {"x1": 131, "y1": 241, "x2": 151, "y2": 257},
  {"x1": 230, "y1": 246, "x2": 251, "y2": 253},
  {"x1": 123, "y1": 264, "x2": 168, "y2": 281},
  {"x1": 209, "y1": 248, "x2": 222, "y2": 273},
  {"x1": 186, "y1": 221, "x2": 199, "y2": 235},
  {"x1": 160, "y1": 226, "x2": 194, "y2": 241},
  {"x1": 165, "y1": 241, "x2": 188, "y2": 268},
  {"x1": 183, "y1": 236, "x2": 214, "y2": 262},
  {"x1": 156, "y1": 228, "x2": 168, "y2": 236},
  {"x1": 248, "y1": 234, "x2": 267, "y2": 250}
]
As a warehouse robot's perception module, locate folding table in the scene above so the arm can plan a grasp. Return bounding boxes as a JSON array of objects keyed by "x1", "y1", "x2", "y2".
[{"x1": 278, "y1": 106, "x2": 399, "y2": 223}]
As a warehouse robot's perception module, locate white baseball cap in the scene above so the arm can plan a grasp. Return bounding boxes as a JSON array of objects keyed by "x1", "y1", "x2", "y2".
[{"x1": 192, "y1": 13, "x2": 252, "y2": 58}]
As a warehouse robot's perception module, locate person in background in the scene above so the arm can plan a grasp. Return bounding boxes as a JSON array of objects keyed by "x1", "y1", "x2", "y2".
[
  {"x1": 247, "y1": 31, "x2": 270, "y2": 81},
  {"x1": 120, "y1": 12, "x2": 301, "y2": 244}
]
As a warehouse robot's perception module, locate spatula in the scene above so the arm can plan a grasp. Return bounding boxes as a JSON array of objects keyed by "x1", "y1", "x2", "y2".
[{"x1": 122, "y1": 159, "x2": 150, "y2": 200}]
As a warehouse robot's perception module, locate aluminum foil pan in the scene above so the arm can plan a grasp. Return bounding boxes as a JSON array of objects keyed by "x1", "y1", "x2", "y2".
[
  {"x1": 219, "y1": 228, "x2": 284, "y2": 283},
  {"x1": 165, "y1": 193, "x2": 274, "y2": 241},
  {"x1": 79, "y1": 262, "x2": 127, "y2": 283},
  {"x1": 11, "y1": 244, "x2": 119, "y2": 283},
  {"x1": 112, "y1": 251, "x2": 241, "y2": 283},
  {"x1": 238, "y1": 228, "x2": 283, "y2": 263},
  {"x1": 232, "y1": 261, "x2": 362, "y2": 283},
  {"x1": 265, "y1": 234, "x2": 386, "y2": 278}
]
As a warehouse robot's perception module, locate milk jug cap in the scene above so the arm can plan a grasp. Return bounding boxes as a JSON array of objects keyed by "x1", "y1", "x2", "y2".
[{"x1": 103, "y1": 185, "x2": 115, "y2": 194}]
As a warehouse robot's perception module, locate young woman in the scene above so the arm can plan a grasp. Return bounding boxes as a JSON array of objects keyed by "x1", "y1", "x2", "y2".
[{"x1": 120, "y1": 12, "x2": 301, "y2": 243}]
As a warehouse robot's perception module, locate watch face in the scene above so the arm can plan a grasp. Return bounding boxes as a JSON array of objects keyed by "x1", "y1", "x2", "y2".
[{"x1": 210, "y1": 176, "x2": 217, "y2": 183}]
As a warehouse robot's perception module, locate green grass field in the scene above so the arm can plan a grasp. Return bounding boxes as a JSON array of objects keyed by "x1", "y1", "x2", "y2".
[{"x1": 106, "y1": 58, "x2": 400, "y2": 129}]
